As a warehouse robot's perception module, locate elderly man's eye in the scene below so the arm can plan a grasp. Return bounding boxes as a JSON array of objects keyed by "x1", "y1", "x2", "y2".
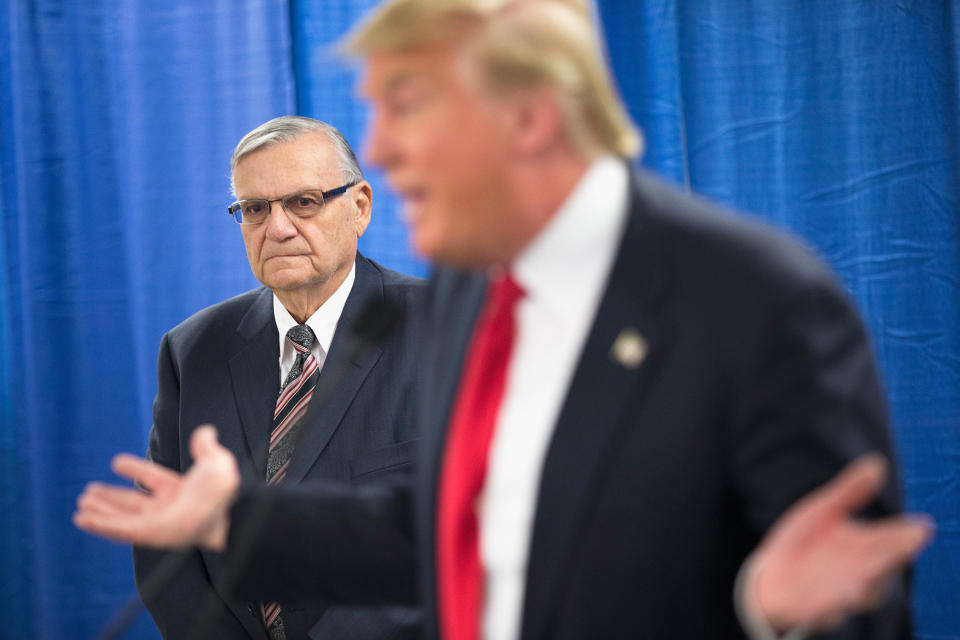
[{"x1": 285, "y1": 193, "x2": 324, "y2": 215}]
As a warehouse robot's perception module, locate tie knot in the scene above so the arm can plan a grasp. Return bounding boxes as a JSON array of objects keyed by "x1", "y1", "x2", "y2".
[
  {"x1": 286, "y1": 324, "x2": 315, "y2": 351},
  {"x1": 488, "y1": 273, "x2": 525, "y2": 314}
]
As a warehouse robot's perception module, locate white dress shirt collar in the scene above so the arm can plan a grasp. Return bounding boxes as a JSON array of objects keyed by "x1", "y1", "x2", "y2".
[
  {"x1": 510, "y1": 154, "x2": 629, "y2": 309},
  {"x1": 272, "y1": 261, "x2": 356, "y2": 381}
]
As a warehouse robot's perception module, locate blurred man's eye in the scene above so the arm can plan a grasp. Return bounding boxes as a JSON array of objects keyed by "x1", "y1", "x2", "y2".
[
  {"x1": 386, "y1": 81, "x2": 435, "y2": 117},
  {"x1": 388, "y1": 96, "x2": 421, "y2": 116}
]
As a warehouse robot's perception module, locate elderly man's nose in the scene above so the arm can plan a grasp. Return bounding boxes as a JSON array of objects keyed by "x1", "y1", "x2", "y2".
[{"x1": 265, "y1": 200, "x2": 297, "y2": 237}]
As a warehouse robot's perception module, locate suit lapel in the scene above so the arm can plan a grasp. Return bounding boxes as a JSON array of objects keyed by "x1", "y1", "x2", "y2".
[
  {"x1": 212, "y1": 288, "x2": 277, "y2": 640},
  {"x1": 418, "y1": 270, "x2": 488, "y2": 635},
  {"x1": 423, "y1": 272, "x2": 488, "y2": 488},
  {"x1": 227, "y1": 288, "x2": 280, "y2": 478},
  {"x1": 283, "y1": 256, "x2": 384, "y2": 484},
  {"x1": 519, "y1": 177, "x2": 677, "y2": 640}
]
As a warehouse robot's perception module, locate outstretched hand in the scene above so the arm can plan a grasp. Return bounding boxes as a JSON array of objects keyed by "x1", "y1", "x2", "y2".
[
  {"x1": 746, "y1": 454, "x2": 934, "y2": 633},
  {"x1": 73, "y1": 425, "x2": 240, "y2": 551}
]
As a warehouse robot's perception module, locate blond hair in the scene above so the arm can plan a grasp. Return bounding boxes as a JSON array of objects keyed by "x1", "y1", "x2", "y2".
[{"x1": 343, "y1": 0, "x2": 642, "y2": 159}]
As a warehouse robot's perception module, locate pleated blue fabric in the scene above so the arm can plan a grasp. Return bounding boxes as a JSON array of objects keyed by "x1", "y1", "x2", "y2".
[{"x1": 1, "y1": 1, "x2": 957, "y2": 638}]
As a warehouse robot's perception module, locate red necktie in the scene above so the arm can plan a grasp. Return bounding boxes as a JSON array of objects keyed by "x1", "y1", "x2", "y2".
[{"x1": 437, "y1": 274, "x2": 525, "y2": 640}]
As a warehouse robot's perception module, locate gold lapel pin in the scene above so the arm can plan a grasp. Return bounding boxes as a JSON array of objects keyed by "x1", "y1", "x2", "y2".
[{"x1": 610, "y1": 328, "x2": 648, "y2": 369}]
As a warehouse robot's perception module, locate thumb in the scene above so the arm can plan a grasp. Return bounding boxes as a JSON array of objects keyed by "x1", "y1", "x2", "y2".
[
  {"x1": 189, "y1": 424, "x2": 222, "y2": 460},
  {"x1": 807, "y1": 453, "x2": 888, "y2": 519}
]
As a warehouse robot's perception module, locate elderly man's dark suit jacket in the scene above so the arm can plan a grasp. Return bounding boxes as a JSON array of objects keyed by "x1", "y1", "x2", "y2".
[
  {"x1": 133, "y1": 254, "x2": 425, "y2": 639},
  {"x1": 224, "y1": 171, "x2": 908, "y2": 639}
]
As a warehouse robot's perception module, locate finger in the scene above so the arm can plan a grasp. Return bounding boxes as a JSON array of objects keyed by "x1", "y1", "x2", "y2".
[
  {"x1": 189, "y1": 425, "x2": 222, "y2": 460},
  {"x1": 111, "y1": 454, "x2": 181, "y2": 491},
  {"x1": 831, "y1": 556, "x2": 904, "y2": 617},
  {"x1": 802, "y1": 453, "x2": 888, "y2": 520},
  {"x1": 77, "y1": 488, "x2": 131, "y2": 519},
  {"x1": 74, "y1": 506, "x2": 191, "y2": 549},
  {"x1": 859, "y1": 575, "x2": 895, "y2": 612},
  {"x1": 80, "y1": 483, "x2": 152, "y2": 514},
  {"x1": 854, "y1": 516, "x2": 935, "y2": 576},
  {"x1": 790, "y1": 575, "x2": 871, "y2": 631},
  {"x1": 820, "y1": 610, "x2": 850, "y2": 630},
  {"x1": 864, "y1": 515, "x2": 933, "y2": 554},
  {"x1": 73, "y1": 510, "x2": 145, "y2": 545}
]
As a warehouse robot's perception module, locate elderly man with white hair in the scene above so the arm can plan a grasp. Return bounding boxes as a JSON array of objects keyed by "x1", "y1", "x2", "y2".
[{"x1": 130, "y1": 115, "x2": 424, "y2": 640}]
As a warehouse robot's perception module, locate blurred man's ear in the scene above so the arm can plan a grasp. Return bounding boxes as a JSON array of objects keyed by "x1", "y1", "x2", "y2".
[{"x1": 505, "y1": 87, "x2": 565, "y2": 157}]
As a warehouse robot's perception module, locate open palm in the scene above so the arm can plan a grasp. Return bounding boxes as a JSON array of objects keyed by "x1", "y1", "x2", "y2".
[
  {"x1": 74, "y1": 426, "x2": 239, "y2": 551},
  {"x1": 748, "y1": 454, "x2": 933, "y2": 632}
]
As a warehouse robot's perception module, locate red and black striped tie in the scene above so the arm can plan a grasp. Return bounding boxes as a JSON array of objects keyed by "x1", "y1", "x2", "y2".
[{"x1": 262, "y1": 324, "x2": 321, "y2": 639}]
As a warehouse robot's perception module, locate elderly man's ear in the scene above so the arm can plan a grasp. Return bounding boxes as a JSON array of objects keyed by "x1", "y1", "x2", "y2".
[{"x1": 354, "y1": 181, "x2": 373, "y2": 237}]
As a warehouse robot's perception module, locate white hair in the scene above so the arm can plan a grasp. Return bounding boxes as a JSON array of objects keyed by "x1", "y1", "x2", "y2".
[{"x1": 230, "y1": 116, "x2": 363, "y2": 195}]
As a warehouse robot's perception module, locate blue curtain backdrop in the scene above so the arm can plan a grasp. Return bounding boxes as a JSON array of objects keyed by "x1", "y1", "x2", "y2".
[
  {"x1": 1, "y1": 1, "x2": 957, "y2": 638},
  {"x1": 0, "y1": 1, "x2": 295, "y2": 637}
]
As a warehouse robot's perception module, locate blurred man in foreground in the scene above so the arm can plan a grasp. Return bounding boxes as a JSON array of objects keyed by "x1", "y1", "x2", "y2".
[
  {"x1": 132, "y1": 116, "x2": 423, "y2": 639},
  {"x1": 77, "y1": 1, "x2": 933, "y2": 639}
]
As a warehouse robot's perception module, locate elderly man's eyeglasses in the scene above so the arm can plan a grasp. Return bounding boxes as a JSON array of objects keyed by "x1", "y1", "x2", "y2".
[{"x1": 227, "y1": 182, "x2": 358, "y2": 225}]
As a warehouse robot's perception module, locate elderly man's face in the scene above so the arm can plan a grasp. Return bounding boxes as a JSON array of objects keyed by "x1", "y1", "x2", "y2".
[
  {"x1": 233, "y1": 132, "x2": 370, "y2": 297},
  {"x1": 362, "y1": 43, "x2": 518, "y2": 268}
]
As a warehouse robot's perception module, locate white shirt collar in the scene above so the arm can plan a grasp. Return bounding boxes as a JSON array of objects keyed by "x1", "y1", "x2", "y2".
[
  {"x1": 511, "y1": 155, "x2": 629, "y2": 314},
  {"x1": 272, "y1": 261, "x2": 357, "y2": 357}
]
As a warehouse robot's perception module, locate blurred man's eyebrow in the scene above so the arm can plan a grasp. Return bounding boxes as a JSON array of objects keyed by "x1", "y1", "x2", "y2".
[
  {"x1": 384, "y1": 72, "x2": 420, "y2": 94},
  {"x1": 360, "y1": 69, "x2": 417, "y2": 99}
]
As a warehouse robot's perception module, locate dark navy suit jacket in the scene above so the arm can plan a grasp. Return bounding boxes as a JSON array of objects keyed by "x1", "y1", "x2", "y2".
[
  {"x1": 133, "y1": 254, "x2": 426, "y2": 639},
  {"x1": 225, "y1": 171, "x2": 909, "y2": 639}
]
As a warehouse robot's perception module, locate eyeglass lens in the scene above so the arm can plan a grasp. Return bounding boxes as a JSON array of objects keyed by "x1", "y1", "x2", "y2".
[{"x1": 238, "y1": 190, "x2": 325, "y2": 224}]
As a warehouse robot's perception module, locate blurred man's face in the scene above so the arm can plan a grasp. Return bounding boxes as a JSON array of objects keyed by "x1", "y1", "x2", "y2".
[
  {"x1": 233, "y1": 132, "x2": 370, "y2": 297},
  {"x1": 362, "y1": 43, "x2": 518, "y2": 268}
]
